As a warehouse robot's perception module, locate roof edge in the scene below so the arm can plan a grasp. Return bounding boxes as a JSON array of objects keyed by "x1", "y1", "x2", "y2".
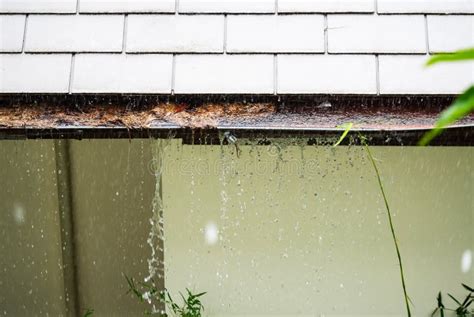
[{"x1": 0, "y1": 94, "x2": 472, "y2": 145}]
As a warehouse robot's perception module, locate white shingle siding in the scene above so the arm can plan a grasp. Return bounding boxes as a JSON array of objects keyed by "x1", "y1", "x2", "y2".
[
  {"x1": 72, "y1": 54, "x2": 173, "y2": 93},
  {"x1": 328, "y1": 15, "x2": 426, "y2": 54},
  {"x1": 0, "y1": 0, "x2": 76, "y2": 13},
  {"x1": 379, "y1": 56, "x2": 474, "y2": 94},
  {"x1": 25, "y1": 15, "x2": 124, "y2": 53},
  {"x1": 277, "y1": 55, "x2": 377, "y2": 94},
  {"x1": 278, "y1": 0, "x2": 374, "y2": 13},
  {"x1": 79, "y1": 0, "x2": 175, "y2": 13},
  {"x1": 0, "y1": 54, "x2": 71, "y2": 93},
  {"x1": 127, "y1": 15, "x2": 224, "y2": 53},
  {"x1": 0, "y1": 2, "x2": 473, "y2": 95},
  {"x1": 174, "y1": 55, "x2": 274, "y2": 94},
  {"x1": 427, "y1": 16, "x2": 474, "y2": 53},
  {"x1": 178, "y1": 0, "x2": 275, "y2": 13},
  {"x1": 227, "y1": 15, "x2": 324, "y2": 53},
  {"x1": 377, "y1": 0, "x2": 474, "y2": 14},
  {"x1": 0, "y1": 15, "x2": 25, "y2": 52}
]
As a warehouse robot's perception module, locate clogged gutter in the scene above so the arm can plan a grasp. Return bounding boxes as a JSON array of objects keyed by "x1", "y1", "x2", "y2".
[{"x1": 0, "y1": 95, "x2": 473, "y2": 144}]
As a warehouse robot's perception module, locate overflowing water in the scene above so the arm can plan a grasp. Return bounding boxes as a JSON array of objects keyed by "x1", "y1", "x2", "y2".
[
  {"x1": 144, "y1": 139, "x2": 170, "y2": 313},
  {"x1": 0, "y1": 138, "x2": 472, "y2": 316}
]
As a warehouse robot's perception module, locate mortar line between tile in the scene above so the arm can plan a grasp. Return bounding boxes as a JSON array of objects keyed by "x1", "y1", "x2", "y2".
[
  {"x1": 273, "y1": 54, "x2": 278, "y2": 95},
  {"x1": 21, "y1": 14, "x2": 29, "y2": 53},
  {"x1": 122, "y1": 14, "x2": 128, "y2": 54},
  {"x1": 171, "y1": 54, "x2": 176, "y2": 95},
  {"x1": 223, "y1": 14, "x2": 228, "y2": 54},
  {"x1": 324, "y1": 14, "x2": 328, "y2": 54},
  {"x1": 375, "y1": 54, "x2": 380, "y2": 95},
  {"x1": 424, "y1": 14, "x2": 430, "y2": 55},
  {"x1": 68, "y1": 54, "x2": 76, "y2": 94}
]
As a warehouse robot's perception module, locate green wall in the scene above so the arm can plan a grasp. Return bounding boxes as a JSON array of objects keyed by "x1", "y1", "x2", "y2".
[
  {"x1": 163, "y1": 144, "x2": 473, "y2": 316},
  {"x1": 0, "y1": 140, "x2": 472, "y2": 316}
]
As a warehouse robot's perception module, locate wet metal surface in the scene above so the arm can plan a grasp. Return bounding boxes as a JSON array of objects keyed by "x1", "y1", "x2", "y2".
[{"x1": 0, "y1": 94, "x2": 473, "y2": 145}]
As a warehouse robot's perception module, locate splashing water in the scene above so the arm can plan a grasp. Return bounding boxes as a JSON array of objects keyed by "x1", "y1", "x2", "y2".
[{"x1": 145, "y1": 139, "x2": 169, "y2": 313}]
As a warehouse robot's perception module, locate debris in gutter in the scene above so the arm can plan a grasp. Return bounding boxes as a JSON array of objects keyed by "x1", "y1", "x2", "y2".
[
  {"x1": 0, "y1": 94, "x2": 473, "y2": 132},
  {"x1": 0, "y1": 103, "x2": 276, "y2": 130}
]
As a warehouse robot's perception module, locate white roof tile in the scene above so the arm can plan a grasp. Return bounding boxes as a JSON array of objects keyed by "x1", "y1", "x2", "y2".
[
  {"x1": 379, "y1": 55, "x2": 474, "y2": 94},
  {"x1": 227, "y1": 15, "x2": 324, "y2": 53},
  {"x1": 127, "y1": 15, "x2": 224, "y2": 53},
  {"x1": 25, "y1": 15, "x2": 124, "y2": 52},
  {"x1": 174, "y1": 55, "x2": 274, "y2": 93},
  {"x1": 0, "y1": 54, "x2": 71, "y2": 93},
  {"x1": 277, "y1": 55, "x2": 377, "y2": 94},
  {"x1": 178, "y1": 0, "x2": 275, "y2": 13},
  {"x1": 427, "y1": 15, "x2": 474, "y2": 53},
  {"x1": 328, "y1": 15, "x2": 426, "y2": 54},
  {"x1": 79, "y1": 0, "x2": 175, "y2": 13},
  {"x1": 377, "y1": 0, "x2": 474, "y2": 14},
  {"x1": 0, "y1": 2, "x2": 472, "y2": 95},
  {"x1": 0, "y1": 0, "x2": 77, "y2": 13},
  {"x1": 278, "y1": 0, "x2": 374, "y2": 13},
  {"x1": 72, "y1": 54, "x2": 173, "y2": 93},
  {"x1": 0, "y1": 15, "x2": 25, "y2": 52}
]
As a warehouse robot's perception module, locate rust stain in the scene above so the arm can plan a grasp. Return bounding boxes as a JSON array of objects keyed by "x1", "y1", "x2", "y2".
[
  {"x1": 0, "y1": 103, "x2": 276, "y2": 129},
  {"x1": 148, "y1": 103, "x2": 276, "y2": 128},
  {"x1": 0, "y1": 98, "x2": 473, "y2": 131}
]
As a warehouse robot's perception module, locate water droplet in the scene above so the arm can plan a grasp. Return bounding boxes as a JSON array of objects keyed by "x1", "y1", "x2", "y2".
[
  {"x1": 13, "y1": 203, "x2": 26, "y2": 225},
  {"x1": 204, "y1": 222, "x2": 219, "y2": 245},
  {"x1": 461, "y1": 249, "x2": 472, "y2": 273}
]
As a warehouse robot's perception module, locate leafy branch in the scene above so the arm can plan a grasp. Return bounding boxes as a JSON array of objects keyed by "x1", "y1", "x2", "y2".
[
  {"x1": 83, "y1": 308, "x2": 94, "y2": 317},
  {"x1": 125, "y1": 275, "x2": 206, "y2": 317},
  {"x1": 432, "y1": 284, "x2": 474, "y2": 317},
  {"x1": 420, "y1": 47, "x2": 474, "y2": 145}
]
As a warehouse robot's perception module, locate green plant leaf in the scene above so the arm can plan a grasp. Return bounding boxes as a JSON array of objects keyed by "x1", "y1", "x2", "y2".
[
  {"x1": 361, "y1": 136, "x2": 412, "y2": 317},
  {"x1": 426, "y1": 47, "x2": 474, "y2": 66},
  {"x1": 419, "y1": 86, "x2": 474, "y2": 145},
  {"x1": 448, "y1": 293, "x2": 462, "y2": 306},
  {"x1": 462, "y1": 284, "x2": 474, "y2": 292},
  {"x1": 333, "y1": 122, "x2": 353, "y2": 147},
  {"x1": 83, "y1": 309, "x2": 94, "y2": 317}
]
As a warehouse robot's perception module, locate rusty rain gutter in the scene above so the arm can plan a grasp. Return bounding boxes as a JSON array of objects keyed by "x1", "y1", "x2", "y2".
[{"x1": 0, "y1": 94, "x2": 473, "y2": 145}]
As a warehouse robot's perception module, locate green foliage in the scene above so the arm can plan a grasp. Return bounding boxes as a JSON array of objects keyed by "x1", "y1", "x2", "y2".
[
  {"x1": 125, "y1": 275, "x2": 206, "y2": 317},
  {"x1": 333, "y1": 122, "x2": 353, "y2": 147},
  {"x1": 432, "y1": 284, "x2": 474, "y2": 317},
  {"x1": 426, "y1": 48, "x2": 474, "y2": 66},
  {"x1": 420, "y1": 47, "x2": 474, "y2": 145},
  {"x1": 83, "y1": 308, "x2": 94, "y2": 317},
  {"x1": 163, "y1": 289, "x2": 206, "y2": 317},
  {"x1": 419, "y1": 86, "x2": 474, "y2": 145}
]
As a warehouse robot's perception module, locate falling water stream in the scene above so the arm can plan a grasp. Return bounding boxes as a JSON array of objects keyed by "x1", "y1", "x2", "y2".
[
  {"x1": 140, "y1": 136, "x2": 473, "y2": 315},
  {"x1": 0, "y1": 138, "x2": 472, "y2": 315},
  {"x1": 145, "y1": 139, "x2": 170, "y2": 313}
]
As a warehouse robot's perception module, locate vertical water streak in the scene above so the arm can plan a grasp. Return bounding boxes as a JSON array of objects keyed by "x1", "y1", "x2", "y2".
[
  {"x1": 219, "y1": 132, "x2": 230, "y2": 225},
  {"x1": 145, "y1": 139, "x2": 169, "y2": 313},
  {"x1": 299, "y1": 143, "x2": 308, "y2": 212}
]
